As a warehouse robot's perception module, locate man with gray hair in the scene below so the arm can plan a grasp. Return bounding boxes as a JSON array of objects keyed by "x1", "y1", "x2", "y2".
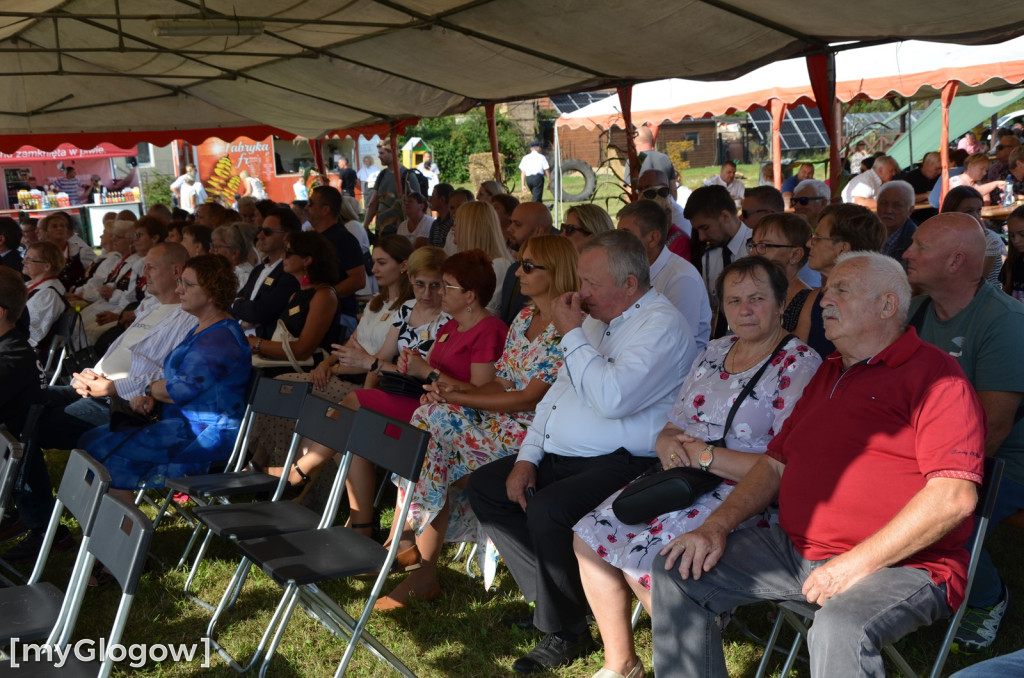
[
  {"x1": 652, "y1": 251, "x2": 986, "y2": 678},
  {"x1": 842, "y1": 155, "x2": 899, "y2": 208},
  {"x1": 876, "y1": 179, "x2": 918, "y2": 266},
  {"x1": 469, "y1": 229, "x2": 698, "y2": 674}
]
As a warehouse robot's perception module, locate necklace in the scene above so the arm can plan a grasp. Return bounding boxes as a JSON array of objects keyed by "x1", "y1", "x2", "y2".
[{"x1": 725, "y1": 328, "x2": 786, "y2": 374}]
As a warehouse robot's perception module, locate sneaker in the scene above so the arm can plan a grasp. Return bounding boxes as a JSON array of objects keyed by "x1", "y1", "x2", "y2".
[
  {"x1": 0, "y1": 512, "x2": 26, "y2": 542},
  {"x1": 512, "y1": 632, "x2": 597, "y2": 673},
  {"x1": 952, "y1": 583, "x2": 1011, "y2": 654},
  {"x1": 2, "y1": 525, "x2": 75, "y2": 563}
]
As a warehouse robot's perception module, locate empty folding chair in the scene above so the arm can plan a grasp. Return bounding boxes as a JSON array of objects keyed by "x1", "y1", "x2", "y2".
[
  {"x1": 755, "y1": 457, "x2": 1005, "y2": 678},
  {"x1": 193, "y1": 394, "x2": 356, "y2": 628},
  {"x1": 227, "y1": 408, "x2": 430, "y2": 678},
  {"x1": 0, "y1": 493, "x2": 155, "y2": 678},
  {"x1": 167, "y1": 377, "x2": 312, "y2": 580},
  {"x1": 0, "y1": 449, "x2": 111, "y2": 645},
  {"x1": 0, "y1": 428, "x2": 26, "y2": 585}
]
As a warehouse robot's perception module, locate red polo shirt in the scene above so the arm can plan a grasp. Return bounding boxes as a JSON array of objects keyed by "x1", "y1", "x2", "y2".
[{"x1": 767, "y1": 327, "x2": 986, "y2": 609}]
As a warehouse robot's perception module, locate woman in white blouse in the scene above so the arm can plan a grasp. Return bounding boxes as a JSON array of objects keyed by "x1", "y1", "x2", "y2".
[{"x1": 23, "y1": 240, "x2": 67, "y2": 355}]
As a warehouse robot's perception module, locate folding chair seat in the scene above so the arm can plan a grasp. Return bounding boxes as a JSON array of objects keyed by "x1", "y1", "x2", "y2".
[
  {"x1": 755, "y1": 457, "x2": 1005, "y2": 678},
  {"x1": 0, "y1": 449, "x2": 111, "y2": 644},
  {"x1": 191, "y1": 394, "x2": 355, "y2": 618},
  {"x1": 165, "y1": 377, "x2": 312, "y2": 577},
  {"x1": 0, "y1": 493, "x2": 155, "y2": 678},
  {"x1": 224, "y1": 408, "x2": 430, "y2": 678}
]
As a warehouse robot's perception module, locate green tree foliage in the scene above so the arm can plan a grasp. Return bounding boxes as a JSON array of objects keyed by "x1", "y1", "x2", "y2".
[{"x1": 406, "y1": 109, "x2": 526, "y2": 184}]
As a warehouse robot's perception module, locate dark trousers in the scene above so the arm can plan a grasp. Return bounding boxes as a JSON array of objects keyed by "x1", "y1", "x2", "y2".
[
  {"x1": 467, "y1": 451, "x2": 656, "y2": 633},
  {"x1": 526, "y1": 174, "x2": 545, "y2": 203},
  {"x1": 17, "y1": 387, "x2": 110, "y2": 530}
]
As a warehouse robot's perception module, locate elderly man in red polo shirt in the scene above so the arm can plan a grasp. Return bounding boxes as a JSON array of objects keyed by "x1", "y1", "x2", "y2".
[{"x1": 650, "y1": 251, "x2": 986, "y2": 678}]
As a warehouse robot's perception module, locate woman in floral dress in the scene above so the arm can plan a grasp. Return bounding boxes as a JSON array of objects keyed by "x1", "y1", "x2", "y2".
[
  {"x1": 572, "y1": 257, "x2": 822, "y2": 678},
  {"x1": 376, "y1": 235, "x2": 580, "y2": 609}
]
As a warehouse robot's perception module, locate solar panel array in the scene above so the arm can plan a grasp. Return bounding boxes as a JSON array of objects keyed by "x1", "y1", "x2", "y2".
[
  {"x1": 548, "y1": 91, "x2": 615, "y2": 115},
  {"x1": 748, "y1": 105, "x2": 831, "y2": 151}
]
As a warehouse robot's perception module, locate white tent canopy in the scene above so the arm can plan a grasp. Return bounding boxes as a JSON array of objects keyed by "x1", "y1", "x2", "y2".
[
  {"x1": 558, "y1": 37, "x2": 1024, "y2": 131},
  {"x1": 1, "y1": 1, "x2": 1023, "y2": 150}
]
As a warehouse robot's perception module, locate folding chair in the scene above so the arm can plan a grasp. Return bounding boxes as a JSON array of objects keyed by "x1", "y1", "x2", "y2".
[
  {"x1": 755, "y1": 457, "x2": 1005, "y2": 678},
  {"x1": 0, "y1": 450, "x2": 111, "y2": 645},
  {"x1": 167, "y1": 377, "x2": 312, "y2": 582},
  {"x1": 228, "y1": 408, "x2": 430, "y2": 678},
  {"x1": 194, "y1": 393, "x2": 356, "y2": 627},
  {"x1": 0, "y1": 493, "x2": 155, "y2": 678},
  {"x1": 0, "y1": 428, "x2": 26, "y2": 586},
  {"x1": 41, "y1": 308, "x2": 92, "y2": 387}
]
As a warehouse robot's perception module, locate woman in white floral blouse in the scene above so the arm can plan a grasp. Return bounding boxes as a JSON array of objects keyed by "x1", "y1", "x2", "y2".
[
  {"x1": 573, "y1": 256, "x2": 822, "y2": 678},
  {"x1": 375, "y1": 235, "x2": 580, "y2": 610}
]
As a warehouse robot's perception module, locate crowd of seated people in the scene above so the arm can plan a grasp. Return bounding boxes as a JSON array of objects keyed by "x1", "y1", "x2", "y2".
[{"x1": 1, "y1": 143, "x2": 1020, "y2": 678}]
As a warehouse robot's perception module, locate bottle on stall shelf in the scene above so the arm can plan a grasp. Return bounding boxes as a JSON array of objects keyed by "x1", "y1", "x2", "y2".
[{"x1": 1004, "y1": 179, "x2": 1016, "y2": 207}]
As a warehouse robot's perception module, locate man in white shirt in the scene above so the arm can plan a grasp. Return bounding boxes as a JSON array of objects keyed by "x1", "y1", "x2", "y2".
[
  {"x1": 469, "y1": 230, "x2": 697, "y2": 674},
  {"x1": 12, "y1": 243, "x2": 195, "y2": 554},
  {"x1": 685, "y1": 185, "x2": 752, "y2": 338},
  {"x1": 170, "y1": 163, "x2": 198, "y2": 206},
  {"x1": 416, "y1": 151, "x2": 440, "y2": 194},
  {"x1": 617, "y1": 199, "x2": 711, "y2": 349},
  {"x1": 842, "y1": 155, "x2": 899, "y2": 209},
  {"x1": 519, "y1": 141, "x2": 551, "y2": 203},
  {"x1": 703, "y1": 161, "x2": 745, "y2": 201}
]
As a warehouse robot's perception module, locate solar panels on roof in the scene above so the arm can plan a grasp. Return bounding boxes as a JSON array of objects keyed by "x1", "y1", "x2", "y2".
[{"x1": 748, "y1": 105, "x2": 831, "y2": 151}]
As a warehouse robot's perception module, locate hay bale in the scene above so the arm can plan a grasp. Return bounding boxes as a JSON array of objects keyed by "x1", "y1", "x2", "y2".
[{"x1": 468, "y1": 152, "x2": 498, "y2": 188}]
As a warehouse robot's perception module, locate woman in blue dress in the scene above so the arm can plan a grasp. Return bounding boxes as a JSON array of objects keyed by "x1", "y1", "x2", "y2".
[{"x1": 80, "y1": 254, "x2": 251, "y2": 492}]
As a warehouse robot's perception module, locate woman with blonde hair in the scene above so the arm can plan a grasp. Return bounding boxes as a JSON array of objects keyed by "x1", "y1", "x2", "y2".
[
  {"x1": 561, "y1": 203, "x2": 615, "y2": 251},
  {"x1": 454, "y1": 201, "x2": 514, "y2": 313},
  {"x1": 477, "y1": 179, "x2": 505, "y2": 202},
  {"x1": 376, "y1": 235, "x2": 580, "y2": 608},
  {"x1": 211, "y1": 222, "x2": 256, "y2": 287}
]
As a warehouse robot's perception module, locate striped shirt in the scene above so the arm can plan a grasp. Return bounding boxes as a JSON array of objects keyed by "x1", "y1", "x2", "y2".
[{"x1": 95, "y1": 299, "x2": 197, "y2": 399}]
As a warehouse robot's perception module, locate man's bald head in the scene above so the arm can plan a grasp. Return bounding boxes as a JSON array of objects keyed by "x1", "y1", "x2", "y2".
[
  {"x1": 634, "y1": 125, "x2": 655, "y2": 151},
  {"x1": 507, "y1": 202, "x2": 552, "y2": 250},
  {"x1": 904, "y1": 212, "x2": 986, "y2": 292}
]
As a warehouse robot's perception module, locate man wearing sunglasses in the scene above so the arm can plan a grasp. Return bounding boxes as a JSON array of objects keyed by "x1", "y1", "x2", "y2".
[
  {"x1": 638, "y1": 169, "x2": 692, "y2": 260},
  {"x1": 232, "y1": 207, "x2": 302, "y2": 340},
  {"x1": 740, "y1": 186, "x2": 784, "y2": 229},
  {"x1": 987, "y1": 131, "x2": 1021, "y2": 183}
]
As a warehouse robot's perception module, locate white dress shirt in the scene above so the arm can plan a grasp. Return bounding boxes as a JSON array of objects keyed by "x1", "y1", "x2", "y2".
[
  {"x1": 75, "y1": 252, "x2": 122, "y2": 303},
  {"x1": 842, "y1": 168, "x2": 883, "y2": 203},
  {"x1": 516, "y1": 288, "x2": 697, "y2": 465},
  {"x1": 701, "y1": 223, "x2": 752, "y2": 311},
  {"x1": 650, "y1": 247, "x2": 711, "y2": 350},
  {"x1": 704, "y1": 175, "x2": 745, "y2": 200}
]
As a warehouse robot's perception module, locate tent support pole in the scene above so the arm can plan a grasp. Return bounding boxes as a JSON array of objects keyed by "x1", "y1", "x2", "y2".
[
  {"x1": 940, "y1": 81, "x2": 959, "y2": 204},
  {"x1": 390, "y1": 122, "x2": 403, "y2": 202},
  {"x1": 618, "y1": 85, "x2": 638, "y2": 201},
  {"x1": 770, "y1": 98, "x2": 784, "y2": 190},
  {"x1": 485, "y1": 103, "x2": 503, "y2": 185}
]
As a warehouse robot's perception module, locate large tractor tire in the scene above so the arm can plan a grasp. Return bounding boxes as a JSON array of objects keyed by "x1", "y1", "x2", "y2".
[{"x1": 554, "y1": 159, "x2": 598, "y2": 202}]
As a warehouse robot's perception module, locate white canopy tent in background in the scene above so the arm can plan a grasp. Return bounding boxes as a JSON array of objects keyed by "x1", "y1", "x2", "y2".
[
  {"x1": 556, "y1": 36, "x2": 1024, "y2": 201},
  {"x1": 1, "y1": 1, "x2": 1023, "y2": 153}
]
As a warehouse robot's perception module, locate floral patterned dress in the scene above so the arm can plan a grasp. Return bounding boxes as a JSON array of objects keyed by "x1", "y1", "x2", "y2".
[
  {"x1": 403, "y1": 307, "x2": 564, "y2": 543},
  {"x1": 573, "y1": 334, "x2": 821, "y2": 589}
]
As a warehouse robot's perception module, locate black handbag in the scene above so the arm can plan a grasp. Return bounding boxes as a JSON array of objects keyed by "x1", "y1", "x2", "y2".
[
  {"x1": 376, "y1": 371, "x2": 432, "y2": 398},
  {"x1": 611, "y1": 334, "x2": 793, "y2": 525},
  {"x1": 108, "y1": 394, "x2": 161, "y2": 432}
]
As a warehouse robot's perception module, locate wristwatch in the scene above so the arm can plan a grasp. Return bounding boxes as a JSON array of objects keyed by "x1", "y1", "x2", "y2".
[
  {"x1": 144, "y1": 382, "x2": 153, "y2": 398},
  {"x1": 699, "y1": 443, "x2": 715, "y2": 472}
]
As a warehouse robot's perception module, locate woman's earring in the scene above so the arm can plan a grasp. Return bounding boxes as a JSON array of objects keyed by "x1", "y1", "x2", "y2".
[{"x1": 467, "y1": 306, "x2": 473, "y2": 313}]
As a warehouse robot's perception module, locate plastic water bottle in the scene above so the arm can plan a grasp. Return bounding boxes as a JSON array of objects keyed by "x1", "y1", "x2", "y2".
[{"x1": 1004, "y1": 179, "x2": 1015, "y2": 207}]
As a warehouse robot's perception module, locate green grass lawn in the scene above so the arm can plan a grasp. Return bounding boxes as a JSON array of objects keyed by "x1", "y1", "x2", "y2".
[{"x1": 13, "y1": 449, "x2": 1020, "y2": 677}]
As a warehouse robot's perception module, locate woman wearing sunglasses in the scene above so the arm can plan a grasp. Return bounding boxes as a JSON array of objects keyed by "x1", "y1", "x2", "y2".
[
  {"x1": 560, "y1": 203, "x2": 614, "y2": 252},
  {"x1": 376, "y1": 235, "x2": 579, "y2": 608}
]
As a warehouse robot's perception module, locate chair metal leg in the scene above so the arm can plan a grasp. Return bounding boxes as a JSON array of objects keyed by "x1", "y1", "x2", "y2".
[{"x1": 630, "y1": 600, "x2": 644, "y2": 630}]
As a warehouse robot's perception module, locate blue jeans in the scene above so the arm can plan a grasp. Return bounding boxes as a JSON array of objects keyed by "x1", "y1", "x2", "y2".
[
  {"x1": 651, "y1": 524, "x2": 950, "y2": 678},
  {"x1": 966, "y1": 474, "x2": 1024, "y2": 607},
  {"x1": 17, "y1": 387, "x2": 110, "y2": 530},
  {"x1": 951, "y1": 648, "x2": 1024, "y2": 677}
]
